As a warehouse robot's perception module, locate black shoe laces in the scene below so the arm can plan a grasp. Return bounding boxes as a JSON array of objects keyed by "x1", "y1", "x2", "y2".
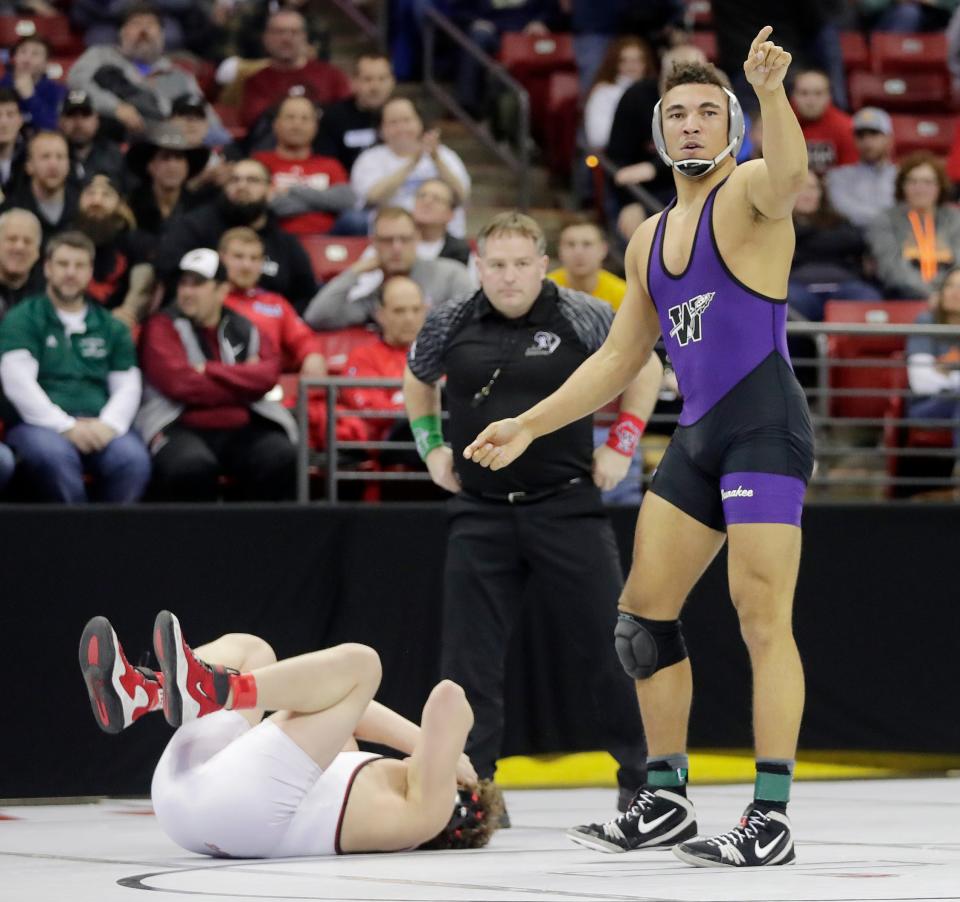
[{"x1": 709, "y1": 809, "x2": 769, "y2": 848}]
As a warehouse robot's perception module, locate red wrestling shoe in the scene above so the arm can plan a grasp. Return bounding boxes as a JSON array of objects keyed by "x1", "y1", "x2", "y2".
[
  {"x1": 152, "y1": 610, "x2": 237, "y2": 727},
  {"x1": 79, "y1": 616, "x2": 163, "y2": 734}
]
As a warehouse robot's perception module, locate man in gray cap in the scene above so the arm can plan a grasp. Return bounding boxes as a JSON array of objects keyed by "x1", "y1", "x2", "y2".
[{"x1": 825, "y1": 106, "x2": 897, "y2": 229}]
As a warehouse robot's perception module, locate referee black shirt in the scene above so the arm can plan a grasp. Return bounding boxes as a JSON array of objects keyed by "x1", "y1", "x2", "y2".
[{"x1": 408, "y1": 279, "x2": 614, "y2": 495}]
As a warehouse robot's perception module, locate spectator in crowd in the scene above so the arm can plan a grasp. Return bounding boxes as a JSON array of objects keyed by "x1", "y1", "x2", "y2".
[
  {"x1": 219, "y1": 0, "x2": 329, "y2": 60},
  {"x1": 304, "y1": 207, "x2": 474, "y2": 330},
  {"x1": 547, "y1": 219, "x2": 626, "y2": 311},
  {"x1": 868, "y1": 152, "x2": 960, "y2": 299},
  {"x1": 413, "y1": 179, "x2": 471, "y2": 268},
  {"x1": 788, "y1": 170, "x2": 881, "y2": 321},
  {"x1": 0, "y1": 231, "x2": 150, "y2": 502},
  {"x1": 860, "y1": 0, "x2": 958, "y2": 32},
  {"x1": 584, "y1": 37, "x2": 655, "y2": 152},
  {"x1": 219, "y1": 226, "x2": 326, "y2": 379},
  {"x1": 254, "y1": 95, "x2": 357, "y2": 237},
  {"x1": 0, "y1": 88, "x2": 25, "y2": 197},
  {"x1": 126, "y1": 121, "x2": 212, "y2": 237},
  {"x1": 156, "y1": 158, "x2": 318, "y2": 312},
  {"x1": 68, "y1": 3, "x2": 228, "y2": 140},
  {"x1": 906, "y1": 265, "x2": 960, "y2": 448},
  {"x1": 949, "y1": 5, "x2": 960, "y2": 95},
  {"x1": 0, "y1": 36, "x2": 66, "y2": 132},
  {"x1": 136, "y1": 248, "x2": 298, "y2": 502},
  {"x1": 0, "y1": 208, "x2": 44, "y2": 316},
  {"x1": 239, "y1": 9, "x2": 351, "y2": 130},
  {"x1": 449, "y1": 0, "x2": 562, "y2": 118},
  {"x1": 825, "y1": 106, "x2": 896, "y2": 230},
  {"x1": 791, "y1": 68, "x2": 856, "y2": 174},
  {"x1": 607, "y1": 44, "x2": 708, "y2": 211},
  {"x1": 168, "y1": 94, "x2": 233, "y2": 196},
  {"x1": 69, "y1": 0, "x2": 219, "y2": 54},
  {"x1": 339, "y1": 274, "x2": 427, "y2": 445},
  {"x1": 1, "y1": 130, "x2": 77, "y2": 245},
  {"x1": 315, "y1": 53, "x2": 396, "y2": 172},
  {"x1": 59, "y1": 91, "x2": 126, "y2": 188},
  {"x1": 73, "y1": 173, "x2": 155, "y2": 328},
  {"x1": 351, "y1": 97, "x2": 471, "y2": 237}
]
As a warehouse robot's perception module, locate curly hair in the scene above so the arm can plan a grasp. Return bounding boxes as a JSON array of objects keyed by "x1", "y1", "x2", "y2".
[
  {"x1": 661, "y1": 60, "x2": 731, "y2": 94},
  {"x1": 418, "y1": 780, "x2": 504, "y2": 851}
]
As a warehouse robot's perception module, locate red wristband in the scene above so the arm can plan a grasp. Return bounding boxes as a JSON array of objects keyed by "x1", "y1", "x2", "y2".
[{"x1": 606, "y1": 413, "x2": 646, "y2": 457}]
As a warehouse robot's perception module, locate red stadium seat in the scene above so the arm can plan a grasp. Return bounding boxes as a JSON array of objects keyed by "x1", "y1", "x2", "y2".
[
  {"x1": 824, "y1": 300, "x2": 928, "y2": 419},
  {"x1": 890, "y1": 114, "x2": 955, "y2": 157},
  {"x1": 687, "y1": 31, "x2": 718, "y2": 63},
  {"x1": 499, "y1": 32, "x2": 575, "y2": 77},
  {"x1": 499, "y1": 33, "x2": 576, "y2": 142},
  {"x1": 312, "y1": 326, "x2": 380, "y2": 374},
  {"x1": 871, "y1": 32, "x2": 947, "y2": 75},
  {"x1": 300, "y1": 236, "x2": 370, "y2": 283},
  {"x1": 683, "y1": 0, "x2": 713, "y2": 29},
  {"x1": 847, "y1": 70, "x2": 947, "y2": 113},
  {"x1": 543, "y1": 71, "x2": 580, "y2": 179},
  {"x1": 0, "y1": 15, "x2": 83, "y2": 55},
  {"x1": 839, "y1": 31, "x2": 870, "y2": 74}
]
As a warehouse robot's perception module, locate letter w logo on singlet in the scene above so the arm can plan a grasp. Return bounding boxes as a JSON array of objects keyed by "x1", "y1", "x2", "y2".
[{"x1": 668, "y1": 292, "x2": 715, "y2": 346}]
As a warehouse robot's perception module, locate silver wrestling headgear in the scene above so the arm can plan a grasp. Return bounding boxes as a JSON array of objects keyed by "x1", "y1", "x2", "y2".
[{"x1": 652, "y1": 87, "x2": 745, "y2": 179}]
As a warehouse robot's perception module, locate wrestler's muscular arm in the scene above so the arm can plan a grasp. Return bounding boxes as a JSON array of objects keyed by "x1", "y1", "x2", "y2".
[
  {"x1": 464, "y1": 223, "x2": 663, "y2": 471},
  {"x1": 731, "y1": 26, "x2": 808, "y2": 221}
]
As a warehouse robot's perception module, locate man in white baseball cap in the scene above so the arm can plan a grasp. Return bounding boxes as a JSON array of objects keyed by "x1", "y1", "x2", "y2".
[
  {"x1": 135, "y1": 248, "x2": 298, "y2": 501},
  {"x1": 825, "y1": 106, "x2": 896, "y2": 228}
]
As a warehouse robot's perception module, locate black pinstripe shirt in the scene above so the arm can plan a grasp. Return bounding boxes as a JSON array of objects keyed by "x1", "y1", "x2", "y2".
[{"x1": 408, "y1": 280, "x2": 613, "y2": 494}]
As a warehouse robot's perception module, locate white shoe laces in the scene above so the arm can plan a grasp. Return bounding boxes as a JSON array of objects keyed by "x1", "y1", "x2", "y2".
[{"x1": 709, "y1": 810, "x2": 769, "y2": 848}]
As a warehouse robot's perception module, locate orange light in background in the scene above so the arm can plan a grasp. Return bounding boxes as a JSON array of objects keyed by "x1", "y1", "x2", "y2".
[{"x1": 585, "y1": 154, "x2": 599, "y2": 168}]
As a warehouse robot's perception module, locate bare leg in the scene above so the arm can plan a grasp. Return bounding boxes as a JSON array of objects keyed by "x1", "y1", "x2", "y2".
[
  {"x1": 620, "y1": 492, "x2": 726, "y2": 756},
  {"x1": 262, "y1": 644, "x2": 383, "y2": 769},
  {"x1": 727, "y1": 524, "x2": 804, "y2": 758}
]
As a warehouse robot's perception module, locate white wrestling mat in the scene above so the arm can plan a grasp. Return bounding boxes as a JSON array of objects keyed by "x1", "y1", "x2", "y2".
[{"x1": 3, "y1": 779, "x2": 958, "y2": 901}]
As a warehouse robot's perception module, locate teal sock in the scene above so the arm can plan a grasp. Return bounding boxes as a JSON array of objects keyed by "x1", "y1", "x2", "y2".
[
  {"x1": 647, "y1": 753, "x2": 689, "y2": 795},
  {"x1": 754, "y1": 758, "x2": 794, "y2": 813}
]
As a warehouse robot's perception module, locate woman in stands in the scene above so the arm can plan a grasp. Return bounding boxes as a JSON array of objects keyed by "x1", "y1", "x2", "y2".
[
  {"x1": 868, "y1": 152, "x2": 960, "y2": 300},
  {"x1": 79, "y1": 610, "x2": 500, "y2": 857},
  {"x1": 906, "y1": 265, "x2": 960, "y2": 448},
  {"x1": 787, "y1": 169, "x2": 881, "y2": 320},
  {"x1": 583, "y1": 36, "x2": 656, "y2": 152}
]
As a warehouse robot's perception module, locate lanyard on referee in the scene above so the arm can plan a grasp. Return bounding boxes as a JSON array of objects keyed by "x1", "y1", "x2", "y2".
[{"x1": 471, "y1": 329, "x2": 527, "y2": 407}]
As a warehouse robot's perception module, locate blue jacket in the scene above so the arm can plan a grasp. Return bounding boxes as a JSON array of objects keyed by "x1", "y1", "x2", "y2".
[{"x1": 0, "y1": 74, "x2": 66, "y2": 131}]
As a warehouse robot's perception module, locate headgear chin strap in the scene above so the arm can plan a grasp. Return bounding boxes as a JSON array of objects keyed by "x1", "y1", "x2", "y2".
[{"x1": 652, "y1": 87, "x2": 745, "y2": 180}]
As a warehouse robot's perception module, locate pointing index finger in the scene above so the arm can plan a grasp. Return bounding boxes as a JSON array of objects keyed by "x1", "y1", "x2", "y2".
[{"x1": 751, "y1": 25, "x2": 773, "y2": 54}]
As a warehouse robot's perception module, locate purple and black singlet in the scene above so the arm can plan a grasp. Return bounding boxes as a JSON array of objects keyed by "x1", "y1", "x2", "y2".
[{"x1": 645, "y1": 178, "x2": 814, "y2": 530}]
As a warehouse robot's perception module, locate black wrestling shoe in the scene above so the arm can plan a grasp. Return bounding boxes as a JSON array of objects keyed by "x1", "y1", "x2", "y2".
[
  {"x1": 673, "y1": 805, "x2": 795, "y2": 867},
  {"x1": 567, "y1": 787, "x2": 697, "y2": 853}
]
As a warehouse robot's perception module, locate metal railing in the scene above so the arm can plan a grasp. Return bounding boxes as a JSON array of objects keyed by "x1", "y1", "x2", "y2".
[
  {"x1": 326, "y1": 0, "x2": 383, "y2": 48},
  {"x1": 421, "y1": 6, "x2": 532, "y2": 210},
  {"x1": 293, "y1": 321, "x2": 960, "y2": 502},
  {"x1": 591, "y1": 149, "x2": 665, "y2": 215}
]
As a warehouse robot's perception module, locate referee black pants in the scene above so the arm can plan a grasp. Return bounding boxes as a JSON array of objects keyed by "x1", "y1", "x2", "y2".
[{"x1": 442, "y1": 483, "x2": 647, "y2": 788}]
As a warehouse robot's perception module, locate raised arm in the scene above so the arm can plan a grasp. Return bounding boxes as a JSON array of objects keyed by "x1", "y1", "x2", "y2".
[
  {"x1": 464, "y1": 229, "x2": 662, "y2": 471},
  {"x1": 741, "y1": 26, "x2": 808, "y2": 220}
]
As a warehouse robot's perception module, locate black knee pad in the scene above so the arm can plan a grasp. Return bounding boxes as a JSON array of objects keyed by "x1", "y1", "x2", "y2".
[{"x1": 614, "y1": 612, "x2": 688, "y2": 680}]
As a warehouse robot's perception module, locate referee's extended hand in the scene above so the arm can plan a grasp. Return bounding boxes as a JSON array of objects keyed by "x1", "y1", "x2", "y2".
[{"x1": 463, "y1": 418, "x2": 534, "y2": 471}]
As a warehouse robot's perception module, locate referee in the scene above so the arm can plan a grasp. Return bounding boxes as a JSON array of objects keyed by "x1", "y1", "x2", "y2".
[{"x1": 403, "y1": 212, "x2": 663, "y2": 814}]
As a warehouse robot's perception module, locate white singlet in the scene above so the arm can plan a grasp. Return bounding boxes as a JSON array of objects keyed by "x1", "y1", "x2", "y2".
[{"x1": 151, "y1": 710, "x2": 381, "y2": 858}]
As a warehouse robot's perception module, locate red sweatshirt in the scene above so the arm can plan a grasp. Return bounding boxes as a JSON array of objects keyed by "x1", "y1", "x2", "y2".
[
  {"x1": 253, "y1": 151, "x2": 349, "y2": 235},
  {"x1": 796, "y1": 104, "x2": 858, "y2": 174},
  {"x1": 340, "y1": 339, "x2": 409, "y2": 441},
  {"x1": 224, "y1": 286, "x2": 324, "y2": 372},
  {"x1": 240, "y1": 60, "x2": 351, "y2": 128},
  {"x1": 139, "y1": 312, "x2": 281, "y2": 432}
]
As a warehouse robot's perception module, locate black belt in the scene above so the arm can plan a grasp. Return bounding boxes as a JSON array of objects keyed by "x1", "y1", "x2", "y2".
[{"x1": 465, "y1": 476, "x2": 586, "y2": 505}]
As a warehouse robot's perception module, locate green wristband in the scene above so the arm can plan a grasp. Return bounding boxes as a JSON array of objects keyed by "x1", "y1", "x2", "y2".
[{"x1": 411, "y1": 413, "x2": 444, "y2": 461}]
